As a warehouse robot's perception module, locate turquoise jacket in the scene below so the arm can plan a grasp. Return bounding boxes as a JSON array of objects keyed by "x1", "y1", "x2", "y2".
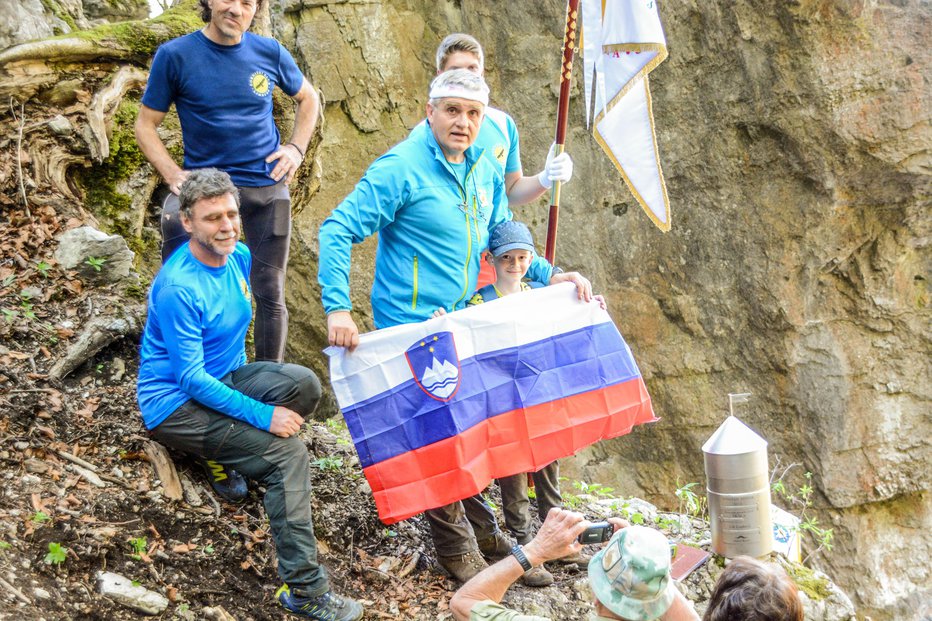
[{"x1": 319, "y1": 123, "x2": 553, "y2": 328}]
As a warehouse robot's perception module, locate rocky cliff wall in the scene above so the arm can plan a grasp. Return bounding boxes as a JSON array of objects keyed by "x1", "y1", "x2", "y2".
[{"x1": 275, "y1": 1, "x2": 930, "y2": 619}]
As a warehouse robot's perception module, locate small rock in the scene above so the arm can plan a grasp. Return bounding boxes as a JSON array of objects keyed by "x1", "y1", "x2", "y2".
[
  {"x1": 24, "y1": 458, "x2": 49, "y2": 474},
  {"x1": 111, "y1": 466, "x2": 124, "y2": 478},
  {"x1": 111, "y1": 357, "x2": 126, "y2": 382},
  {"x1": 33, "y1": 587, "x2": 51, "y2": 600},
  {"x1": 21, "y1": 474, "x2": 41, "y2": 486},
  {"x1": 13, "y1": 442, "x2": 29, "y2": 451},
  {"x1": 47, "y1": 115, "x2": 73, "y2": 135},
  {"x1": 53, "y1": 226, "x2": 136, "y2": 284},
  {"x1": 97, "y1": 571, "x2": 169, "y2": 615}
]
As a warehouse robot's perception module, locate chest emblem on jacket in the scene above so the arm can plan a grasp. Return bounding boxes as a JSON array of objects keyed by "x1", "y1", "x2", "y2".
[
  {"x1": 477, "y1": 188, "x2": 489, "y2": 210},
  {"x1": 250, "y1": 71, "x2": 271, "y2": 97},
  {"x1": 240, "y1": 277, "x2": 251, "y2": 300},
  {"x1": 493, "y1": 145, "x2": 507, "y2": 165}
]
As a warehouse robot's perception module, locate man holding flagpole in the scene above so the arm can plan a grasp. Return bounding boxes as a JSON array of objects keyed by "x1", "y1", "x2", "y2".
[{"x1": 318, "y1": 69, "x2": 593, "y2": 583}]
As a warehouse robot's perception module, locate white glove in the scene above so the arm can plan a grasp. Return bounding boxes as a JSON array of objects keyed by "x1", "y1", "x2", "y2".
[{"x1": 537, "y1": 143, "x2": 574, "y2": 189}]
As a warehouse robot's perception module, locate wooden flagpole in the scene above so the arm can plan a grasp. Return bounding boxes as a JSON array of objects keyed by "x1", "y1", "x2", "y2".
[{"x1": 544, "y1": 0, "x2": 581, "y2": 264}]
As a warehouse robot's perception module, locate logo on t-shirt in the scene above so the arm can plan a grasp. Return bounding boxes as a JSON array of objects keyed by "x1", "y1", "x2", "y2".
[
  {"x1": 250, "y1": 71, "x2": 271, "y2": 97},
  {"x1": 493, "y1": 145, "x2": 507, "y2": 166},
  {"x1": 239, "y1": 277, "x2": 251, "y2": 300}
]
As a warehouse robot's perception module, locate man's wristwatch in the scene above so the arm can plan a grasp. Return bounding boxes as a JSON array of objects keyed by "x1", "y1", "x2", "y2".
[
  {"x1": 551, "y1": 266, "x2": 564, "y2": 276},
  {"x1": 510, "y1": 545, "x2": 532, "y2": 572}
]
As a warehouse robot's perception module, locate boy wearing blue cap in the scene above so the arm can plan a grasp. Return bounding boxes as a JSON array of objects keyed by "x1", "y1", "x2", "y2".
[{"x1": 462, "y1": 221, "x2": 604, "y2": 587}]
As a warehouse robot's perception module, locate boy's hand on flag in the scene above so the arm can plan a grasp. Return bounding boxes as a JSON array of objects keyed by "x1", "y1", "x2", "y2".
[
  {"x1": 549, "y1": 271, "x2": 593, "y2": 302},
  {"x1": 594, "y1": 294, "x2": 607, "y2": 310},
  {"x1": 328, "y1": 311, "x2": 360, "y2": 352}
]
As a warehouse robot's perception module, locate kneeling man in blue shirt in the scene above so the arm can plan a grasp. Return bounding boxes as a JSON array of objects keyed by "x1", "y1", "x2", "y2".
[{"x1": 136, "y1": 168, "x2": 362, "y2": 621}]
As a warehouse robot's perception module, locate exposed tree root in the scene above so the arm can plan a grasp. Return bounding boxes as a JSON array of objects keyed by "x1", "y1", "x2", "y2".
[{"x1": 48, "y1": 310, "x2": 143, "y2": 381}]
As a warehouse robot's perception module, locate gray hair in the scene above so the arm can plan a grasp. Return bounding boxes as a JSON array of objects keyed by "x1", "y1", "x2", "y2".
[
  {"x1": 435, "y1": 33, "x2": 484, "y2": 73},
  {"x1": 178, "y1": 168, "x2": 239, "y2": 218},
  {"x1": 428, "y1": 69, "x2": 490, "y2": 107}
]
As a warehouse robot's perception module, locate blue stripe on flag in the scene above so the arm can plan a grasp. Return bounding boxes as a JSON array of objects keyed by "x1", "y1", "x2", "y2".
[{"x1": 341, "y1": 322, "x2": 640, "y2": 468}]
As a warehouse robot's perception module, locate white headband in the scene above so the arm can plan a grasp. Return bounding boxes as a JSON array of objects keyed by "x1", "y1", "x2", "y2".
[{"x1": 428, "y1": 82, "x2": 489, "y2": 106}]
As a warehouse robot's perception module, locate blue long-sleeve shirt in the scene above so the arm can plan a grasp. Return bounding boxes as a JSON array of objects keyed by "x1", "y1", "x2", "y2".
[
  {"x1": 137, "y1": 243, "x2": 274, "y2": 430},
  {"x1": 318, "y1": 123, "x2": 553, "y2": 328}
]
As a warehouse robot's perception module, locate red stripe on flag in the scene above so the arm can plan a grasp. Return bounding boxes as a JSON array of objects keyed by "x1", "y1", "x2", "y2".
[{"x1": 362, "y1": 377, "x2": 656, "y2": 523}]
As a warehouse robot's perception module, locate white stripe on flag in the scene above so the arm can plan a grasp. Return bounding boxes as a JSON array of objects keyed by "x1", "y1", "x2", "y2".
[{"x1": 326, "y1": 283, "x2": 610, "y2": 408}]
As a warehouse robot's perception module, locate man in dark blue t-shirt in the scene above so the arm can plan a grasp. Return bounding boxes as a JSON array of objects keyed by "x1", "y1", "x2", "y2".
[
  {"x1": 135, "y1": 0, "x2": 319, "y2": 364},
  {"x1": 138, "y1": 168, "x2": 363, "y2": 621}
]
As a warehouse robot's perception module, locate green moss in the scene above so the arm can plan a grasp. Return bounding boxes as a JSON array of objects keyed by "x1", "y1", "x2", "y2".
[
  {"x1": 784, "y1": 561, "x2": 832, "y2": 600},
  {"x1": 77, "y1": 97, "x2": 156, "y2": 260},
  {"x1": 39, "y1": 0, "x2": 78, "y2": 32},
  {"x1": 58, "y1": 0, "x2": 201, "y2": 56}
]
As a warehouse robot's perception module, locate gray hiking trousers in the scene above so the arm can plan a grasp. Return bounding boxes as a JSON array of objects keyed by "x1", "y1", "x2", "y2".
[
  {"x1": 161, "y1": 183, "x2": 291, "y2": 363},
  {"x1": 149, "y1": 361, "x2": 329, "y2": 596},
  {"x1": 427, "y1": 462, "x2": 563, "y2": 555}
]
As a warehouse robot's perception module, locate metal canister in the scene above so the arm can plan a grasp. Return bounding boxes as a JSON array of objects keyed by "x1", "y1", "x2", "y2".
[{"x1": 702, "y1": 397, "x2": 773, "y2": 558}]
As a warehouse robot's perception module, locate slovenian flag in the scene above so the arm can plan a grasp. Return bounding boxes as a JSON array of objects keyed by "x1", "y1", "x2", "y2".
[{"x1": 326, "y1": 283, "x2": 657, "y2": 524}]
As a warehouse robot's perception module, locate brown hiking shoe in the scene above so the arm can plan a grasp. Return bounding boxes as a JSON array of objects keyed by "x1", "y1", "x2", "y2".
[
  {"x1": 438, "y1": 551, "x2": 488, "y2": 583},
  {"x1": 551, "y1": 548, "x2": 591, "y2": 568},
  {"x1": 520, "y1": 565, "x2": 554, "y2": 587},
  {"x1": 477, "y1": 533, "x2": 514, "y2": 561}
]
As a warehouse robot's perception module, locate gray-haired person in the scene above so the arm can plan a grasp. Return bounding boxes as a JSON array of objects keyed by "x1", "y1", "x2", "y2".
[
  {"x1": 319, "y1": 70, "x2": 593, "y2": 583},
  {"x1": 137, "y1": 169, "x2": 363, "y2": 621}
]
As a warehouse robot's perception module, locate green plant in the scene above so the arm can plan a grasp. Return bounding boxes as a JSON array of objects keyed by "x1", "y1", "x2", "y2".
[
  {"x1": 674, "y1": 480, "x2": 707, "y2": 519},
  {"x1": 128, "y1": 536, "x2": 147, "y2": 559},
  {"x1": 18, "y1": 291, "x2": 36, "y2": 320},
  {"x1": 572, "y1": 479, "x2": 615, "y2": 499},
  {"x1": 35, "y1": 261, "x2": 51, "y2": 278},
  {"x1": 771, "y1": 466, "x2": 834, "y2": 562},
  {"x1": 44, "y1": 542, "x2": 67, "y2": 565},
  {"x1": 30, "y1": 511, "x2": 51, "y2": 523},
  {"x1": 0, "y1": 274, "x2": 16, "y2": 290},
  {"x1": 325, "y1": 417, "x2": 347, "y2": 434},
  {"x1": 2, "y1": 308, "x2": 16, "y2": 322},
  {"x1": 0, "y1": 541, "x2": 11, "y2": 550},
  {"x1": 203, "y1": 544, "x2": 215, "y2": 555},
  {"x1": 310, "y1": 456, "x2": 343, "y2": 471},
  {"x1": 85, "y1": 256, "x2": 106, "y2": 272}
]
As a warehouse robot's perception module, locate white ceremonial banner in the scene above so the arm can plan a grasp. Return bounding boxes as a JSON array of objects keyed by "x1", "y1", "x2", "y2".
[{"x1": 580, "y1": 0, "x2": 671, "y2": 231}]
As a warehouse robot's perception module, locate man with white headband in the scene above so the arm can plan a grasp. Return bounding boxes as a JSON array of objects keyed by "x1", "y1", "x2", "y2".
[{"x1": 318, "y1": 69, "x2": 593, "y2": 583}]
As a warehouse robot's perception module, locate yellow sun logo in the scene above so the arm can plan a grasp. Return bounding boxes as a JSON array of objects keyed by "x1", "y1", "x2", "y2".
[
  {"x1": 250, "y1": 71, "x2": 271, "y2": 97},
  {"x1": 240, "y1": 278, "x2": 251, "y2": 300},
  {"x1": 493, "y1": 145, "x2": 507, "y2": 165}
]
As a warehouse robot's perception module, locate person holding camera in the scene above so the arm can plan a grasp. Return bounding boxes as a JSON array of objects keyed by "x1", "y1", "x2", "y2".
[{"x1": 449, "y1": 508, "x2": 699, "y2": 621}]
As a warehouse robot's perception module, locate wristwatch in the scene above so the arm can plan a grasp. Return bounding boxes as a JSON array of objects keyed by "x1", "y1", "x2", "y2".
[
  {"x1": 551, "y1": 266, "x2": 564, "y2": 275},
  {"x1": 510, "y1": 545, "x2": 532, "y2": 572}
]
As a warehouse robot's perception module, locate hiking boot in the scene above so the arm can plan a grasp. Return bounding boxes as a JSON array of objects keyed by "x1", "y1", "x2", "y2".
[
  {"x1": 438, "y1": 551, "x2": 488, "y2": 583},
  {"x1": 477, "y1": 533, "x2": 514, "y2": 561},
  {"x1": 520, "y1": 565, "x2": 554, "y2": 587},
  {"x1": 550, "y1": 548, "x2": 591, "y2": 568},
  {"x1": 200, "y1": 458, "x2": 248, "y2": 502},
  {"x1": 276, "y1": 585, "x2": 364, "y2": 621}
]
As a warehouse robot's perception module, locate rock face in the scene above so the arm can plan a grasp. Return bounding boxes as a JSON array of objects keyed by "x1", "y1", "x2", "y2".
[
  {"x1": 275, "y1": 1, "x2": 930, "y2": 619},
  {"x1": 0, "y1": 0, "x2": 148, "y2": 49}
]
